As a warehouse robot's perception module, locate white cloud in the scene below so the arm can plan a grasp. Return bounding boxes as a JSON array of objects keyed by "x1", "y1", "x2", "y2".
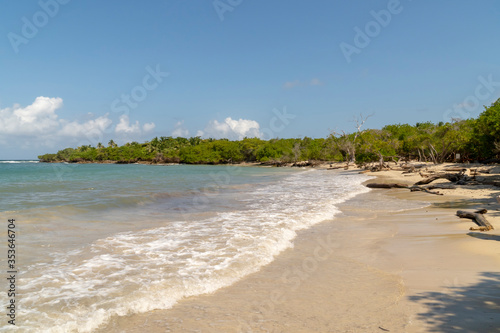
[
  {"x1": 455, "y1": 101, "x2": 476, "y2": 109},
  {"x1": 200, "y1": 117, "x2": 262, "y2": 140},
  {"x1": 115, "y1": 115, "x2": 141, "y2": 134},
  {"x1": 143, "y1": 122, "x2": 155, "y2": 132},
  {"x1": 115, "y1": 115, "x2": 156, "y2": 137},
  {"x1": 58, "y1": 115, "x2": 113, "y2": 137},
  {"x1": 310, "y1": 78, "x2": 323, "y2": 86},
  {"x1": 283, "y1": 80, "x2": 300, "y2": 89},
  {"x1": 171, "y1": 121, "x2": 189, "y2": 137},
  {"x1": 283, "y1": 78, "x2": 323, "y2": 89},
  {"x1": 0, "y1": 96, "x2": 62, "y2": 135},
  {"x1": 0, "y1": 96, "x2": 155, "y2": 151}
]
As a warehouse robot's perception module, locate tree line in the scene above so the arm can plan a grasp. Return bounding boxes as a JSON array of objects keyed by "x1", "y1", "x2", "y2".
[{"x1": 38, "y1": 98, "x2": 500, "y2": 165}]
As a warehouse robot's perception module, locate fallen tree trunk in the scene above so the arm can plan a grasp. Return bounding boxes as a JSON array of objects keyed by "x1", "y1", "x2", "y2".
[
  {"x1": 456, "y1": 209, "x2": 494, "y2": 231},
  {"x1": 400, "y1": 164, "x2": 427, "y2": 173},
  {"x1": 444, "y1": 167, "x2": 467, "y2": 172},
  {"x1": 479, "y1": 179, "x2": 500, "y2": 187},
  {"x1": 409, "y1": 185, "x2": 443, "y2": 195},
  {"x1": 425, "y1": 184, "x2": 457, "y2": 190},
  {"x1": 365, "y1": 183, "x2": 452, "y2": 195},
  {"x1": 419, "y1": 171, "x2": 437, "y2": 178},
  {"x1": 414, "y1": 171, "x2": 467, "y2": 185},
  {"x1": 390, "y1": 167, "x2": 408, "y2": 171},
  {"x1": 402, "y1": 167, "x2": 416, "y2": 174},
  {"x1": 366, "y1": 183, "x2": 408, "y2": 189},
  {"x1": 401, "y1": 163, "x2": 427, "y2": 169}
]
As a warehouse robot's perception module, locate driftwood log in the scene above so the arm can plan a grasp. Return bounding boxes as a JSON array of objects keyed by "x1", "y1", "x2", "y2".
[
  {"x1": 414, "y1": 171, "x2": 467, "y2": 185},
  {"x1": 409, "y1": 186, "x2": 443, "y2": 195},
  {"x1": 327, "y1": 166, "x2": 345, "y2": 170},
  {"x1": 366, "y1": 183, "x2": 408, "y2": 189},
  {"x1": 401, "y1": 163, "x2": 426, "y2": 169},
  {"x1": 413, "y1": 170, "x2": 500, "y2": 187},
  {"x1": 402, "y1": 166, "x2": 416, "y2": 174},
  {"x1": 365, "y1": 183, "x2": 443, "y2": 195},
  {"x1": 479, "y1": 179, "x2": 500, "y2": 187},
  {"x1": 366, "y1": 169, "x2": 499, "y2": 197},
  {"x1": 425, "y1": 184, "x2": 457, "y2": 190},
  {"x1": 456, "y1": 209, "x2": 494, "y2": 231},
  {"x1": 399, "y1": 164, "x2": 427, "y2": 174},
  {"x1": 444, "y1": 167, "x2": 467, "y2": 172}
]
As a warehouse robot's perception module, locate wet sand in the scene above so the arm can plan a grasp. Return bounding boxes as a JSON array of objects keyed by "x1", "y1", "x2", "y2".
[{"x1": 99, "y1": 168, "x2": 500, "y2": 332}]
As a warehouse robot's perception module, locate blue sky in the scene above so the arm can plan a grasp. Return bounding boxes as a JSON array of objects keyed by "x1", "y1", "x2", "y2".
[{"x1": 1, "y1": 0, "x2": 499, "y2": 159}]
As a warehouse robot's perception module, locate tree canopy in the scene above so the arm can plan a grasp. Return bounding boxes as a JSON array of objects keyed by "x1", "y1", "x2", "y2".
[{"x1": 38, "y1": 98, "x2": 500, "y2": 165}]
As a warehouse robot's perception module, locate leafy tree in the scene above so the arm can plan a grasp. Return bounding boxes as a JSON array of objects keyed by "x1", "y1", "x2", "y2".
[
  {"x1": 474, "y1": 98, "x2": 500, "y2": 159},
  {"x1": 36, "y1": 99, "x2": 500, "y2": 165}
]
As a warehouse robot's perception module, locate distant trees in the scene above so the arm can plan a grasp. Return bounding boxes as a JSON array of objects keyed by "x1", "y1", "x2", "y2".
[
  {"x1": 37, "y1": 98, "x2": 500, "y2": 165},
  {"x1": 38, "y1": 137, "x2": 332, "y2": 165}
]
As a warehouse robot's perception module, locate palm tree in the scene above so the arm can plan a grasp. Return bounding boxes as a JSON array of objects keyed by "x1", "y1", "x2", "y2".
[{"x1": 78, "y1": 145, "x2": 91, "y2": 152}]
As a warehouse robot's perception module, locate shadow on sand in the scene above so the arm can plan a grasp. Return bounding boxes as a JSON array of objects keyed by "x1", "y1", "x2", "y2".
[
  {"x1": 431, "y1": 197, "x2": 500, "y2": 213},
  {"x1": 409, "y1": 272, "x2": 500, "y2": 332},
  {"x1": 468, "y1": 232, "x2": 500, "y2": 242}
]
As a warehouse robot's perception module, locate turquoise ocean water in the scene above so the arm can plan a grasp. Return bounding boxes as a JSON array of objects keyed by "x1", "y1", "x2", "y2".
[{"x1": 0, "y1": 161, "x2": 371, "y2": 332}]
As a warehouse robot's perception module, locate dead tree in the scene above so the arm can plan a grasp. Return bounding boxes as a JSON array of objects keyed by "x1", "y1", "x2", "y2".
[
  {"x1": 350, "y1": 113, "x2": 373, "y2": 163},
  {"x1": 330, "y1": 113, "x2": 373, "y2": 166}
]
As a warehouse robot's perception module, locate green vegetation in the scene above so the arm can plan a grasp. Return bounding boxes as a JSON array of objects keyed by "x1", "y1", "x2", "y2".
[{"x1": 38, "y1": 98, "x2": 500, "y2": 165}]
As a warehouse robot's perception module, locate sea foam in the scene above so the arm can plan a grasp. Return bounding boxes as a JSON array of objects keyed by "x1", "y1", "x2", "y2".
[{"x1": 2, "y1": 168, "x2": 372, "y2": 332}]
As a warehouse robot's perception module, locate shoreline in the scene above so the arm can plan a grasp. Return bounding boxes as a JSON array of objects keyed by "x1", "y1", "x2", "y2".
[
  {"x1": 35, "y1": 160, "x2": 321, "y2": 167},
  {"x1": 97, "y1": 167, "x2": 500, "y2": 332},
  {"x1": 35, "y1": 158, "x2": 500, "y2": 173}
]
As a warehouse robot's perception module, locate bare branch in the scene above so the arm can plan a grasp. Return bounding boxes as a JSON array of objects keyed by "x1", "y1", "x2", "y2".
[
  {"x1": 494, "y1": 141, "x2": 500, "y2": 154},
  {"x1": 353, "y1": 113, "x2": 374, "y2": 132}
]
